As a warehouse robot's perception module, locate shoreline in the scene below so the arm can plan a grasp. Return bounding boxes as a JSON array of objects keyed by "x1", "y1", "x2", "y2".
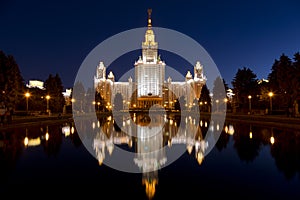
[
  {"x1": 0, "y1": 113, "x2": 73, "y2": 130},
  {"x1": 1, "y1": 112, "x2": 300, "y2": 131}
]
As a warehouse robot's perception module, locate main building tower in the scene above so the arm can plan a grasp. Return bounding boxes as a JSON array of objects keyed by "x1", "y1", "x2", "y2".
[{"x1": 134, "y1": 9, "x2": 166, "y2": 108}]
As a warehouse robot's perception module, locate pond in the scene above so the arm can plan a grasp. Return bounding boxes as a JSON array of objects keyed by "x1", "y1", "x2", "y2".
[{"x1": 0, "y1": 113, "x2": 299, "y2": 199}]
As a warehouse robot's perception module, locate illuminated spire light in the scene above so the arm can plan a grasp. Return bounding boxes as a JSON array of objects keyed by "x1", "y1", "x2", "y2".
[{"x1": 147, "y1": 8, "x2": 152, "y2": 27}]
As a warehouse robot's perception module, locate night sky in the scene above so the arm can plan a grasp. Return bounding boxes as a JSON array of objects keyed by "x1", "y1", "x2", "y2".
[{"x1": 1, "y1": 0, "x2": 300, "y2": 89}]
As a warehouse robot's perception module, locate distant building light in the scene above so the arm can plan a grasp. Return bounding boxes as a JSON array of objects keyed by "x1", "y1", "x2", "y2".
[
  {"x1": 258, "y1": 78, "x2": 269, "y2": 84},
  {"x1": 63, "y1": 88, "x2": 72, "y2": 97},
  {"x1": 26, "y1": 80, "x2": 45, "y2": 90}
]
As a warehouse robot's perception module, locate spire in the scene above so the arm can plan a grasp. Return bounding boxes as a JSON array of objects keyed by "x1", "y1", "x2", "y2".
[{"x1": 147, "y1": 8, "x2": 152, "y2": 28}]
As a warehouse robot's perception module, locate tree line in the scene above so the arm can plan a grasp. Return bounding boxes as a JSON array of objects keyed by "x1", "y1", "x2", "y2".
[
  {"x1": 231, "y1": 52, "x2": 300, "y2": 114},
  {"x1": 1, "y1": 48, "x2": 299, "y2": 115},
  {"x1": 0, "y1": 50, "x2": 65, "y2": 114}
]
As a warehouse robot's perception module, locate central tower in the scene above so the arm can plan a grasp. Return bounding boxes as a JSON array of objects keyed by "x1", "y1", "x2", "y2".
[{"x1": 134, "y1": 9, "x2": 166, "y2": 108}]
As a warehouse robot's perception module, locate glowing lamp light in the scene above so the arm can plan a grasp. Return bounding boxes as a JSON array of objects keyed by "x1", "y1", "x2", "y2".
[
  {"x1": 224, "y1": 125, "x2": 228, "y2": 133},
  {"x1": 71, "y1": 126, "x2": 75, "y2": 134},
  {"x1": 268, "y1": 92, "x2": 274, "y2": 97},
  {"x1": 270, "y1": 136, "x2": 275, "y2": 145},
  {"x1": 25, "y1": 92, "x2": 30, "y2": 98},
  {"x1": 45, "y1": 133, "x2": 49, "y2": 141},
  {"x1": 24, "y1": 136, "x2": 29, "y2": 146}
]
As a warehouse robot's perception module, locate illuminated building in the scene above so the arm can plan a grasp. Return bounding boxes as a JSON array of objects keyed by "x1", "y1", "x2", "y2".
[
  {"x1": 94, "y1": 9, "x2": 206, "y2": 110},
  {"x1": 26, "y1": 80, "x2": 45, "y2": 90}
]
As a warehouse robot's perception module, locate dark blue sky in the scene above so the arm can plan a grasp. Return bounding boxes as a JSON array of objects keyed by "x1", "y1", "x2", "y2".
[{"x1": 1, "y1": 0, "x2": 299, "y2": 88}]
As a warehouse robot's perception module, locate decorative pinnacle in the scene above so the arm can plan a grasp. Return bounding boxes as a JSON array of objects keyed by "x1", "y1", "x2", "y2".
[{"x1": 147, "y1": 8, "x2": 152, "y2": 27}]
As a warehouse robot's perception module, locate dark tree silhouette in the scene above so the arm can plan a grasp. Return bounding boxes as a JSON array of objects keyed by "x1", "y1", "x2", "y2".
[
  {"x1": 72, "y1": 81, "x2": 85, "y2": 113},
  {"x1": 85, "y1": 87, "x2": 95, "y2": 113},
  {"x1": 232, "y1": 67, "x2": 258, "y2": 112},
  {"x1": 198, "y1": 84, "x2": 211, "y2": 112},
  {"x1": 233, "y1": 123, "x2": 263, "y2": 163},
  {"x1": 44, "y1": 73, "x2": 65, "y2": 113},
  {"x1": 114, "y1": 93, "x2": 124, "y2": 111},
  {"x1": 270, "y1": 129, "x2": 300, "y2": 180},
  {"x1": 0, "y1": 51, "x2": 24, "y2": 110},
  {"x1": 212, "y1": 76, "x2": 227, "y2": 112}
]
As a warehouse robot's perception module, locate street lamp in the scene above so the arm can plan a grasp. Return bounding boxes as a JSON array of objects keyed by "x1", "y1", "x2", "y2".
[
  {"x1": 248, "y1": 95, "x2": 252, "y2": 114},
  {"x1": 268, "y1": 92, "x2": 273, "y2": 114},
  {"x1": 97, "y1": 102, "x2": 100, "y2": 111},
  {"x1": 25, "y1": 92, "x2": 30, "y2": 113},
  {"x1": 46, "y1": 95, "x2": 50, "y2": 114},
  {"x1": 215, "y1": 99, "x2": 219, "y2": 112}
]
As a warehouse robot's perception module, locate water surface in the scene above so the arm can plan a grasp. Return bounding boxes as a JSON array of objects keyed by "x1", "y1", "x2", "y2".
[{"x1": 0, "y1": 114, "x2": 299, "y2": 199}]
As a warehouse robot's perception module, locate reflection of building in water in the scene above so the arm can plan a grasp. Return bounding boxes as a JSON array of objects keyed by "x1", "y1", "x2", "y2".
[
  {"x1": 62, "y1": 124, "x2": 75, "y2": 137},
  {"x1": 142, "y1": 171, "x2": 158, "y2": 200},
  {"x1": 168, "y1": 116, "x2": 208, "y2": 165},
  {"x1": 224, "y1": 124, "x2": 235, "y2": 135},
  {"x1": 92, "y1": 114, "x2": 210, "y2": 199},
  {"x1": 134, "y1": 114, "x2": 167, "y2": 171},
  {"x1": 94, "y1": 9, "x2": 206, "y2": 110},
  {"x1": 92, "y1": 114, "x2": 211, "y2": 166},
  {"x1": 93, "y1": 116, "x2": 133, "y2": 165},
  {"x1": 134, "y1": 114, "x2": 166, "y2": 200}
]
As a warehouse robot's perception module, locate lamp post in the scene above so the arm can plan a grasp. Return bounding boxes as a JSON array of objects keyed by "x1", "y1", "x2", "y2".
[
  {"x1": 25, "y1": 92, "x2": 30, "y2": 113},
  {"x1": 46, "y1": 95, "x2": 50, "y2": 114},
  {"x1": 92, "y1": 101, "x2": 96, "y2": 112},
  {"x1": 97, "y1": 102, "x2": 100, "y2": 111},
  {"x1": 224, "y1": 98, "x2": 228, "y2": 112},
  {"x1": 248, "y1": 95, "x2": 252, "y2": 114},
  {"x1": 215, "y1": 99, "x2": 219, "y2": 112},
  {"x1": 268, "y1": 92, "x2": 273, "y2": 114}
]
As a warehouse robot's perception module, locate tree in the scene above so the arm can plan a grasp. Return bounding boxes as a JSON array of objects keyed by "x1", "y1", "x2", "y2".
[
  {"x1": 212, "y1": 76, "x2": 227, "y2": 112},
  {"x1": 44, "y1": 73, "x2": 65, "y2": 113},
  {"x1": 174, "y1": 96, "x2": 186, "y2": 111},
  {"x1": 85, "y1": 87, "x2": 95, "y2": 113},
  {"x1": 198, "y1": 84, "x2": 211, "y2": 112},
  {"x1": 232, "y1": 67, "x2": 258, "y2": 112},
  {"x1": 292, "y1": 52, "x2": 300, "y2": 114},
  {"x1": 268, "y1": 54, "x2": 297, "y2": 110},
  {"x1": 114, "y1": 93, "x2": 124, "y2": 111},
  {"x1": 0, "y1": 51, "x2": 24, "y2": 109},
  {"x1": 72, "y1": 81, "x2": 85, "y2": 113}
]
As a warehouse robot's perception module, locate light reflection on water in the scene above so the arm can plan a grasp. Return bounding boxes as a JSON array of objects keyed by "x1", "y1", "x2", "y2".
[{"x1": 0, "y1": 115, "x2": 299, "y2": 199}]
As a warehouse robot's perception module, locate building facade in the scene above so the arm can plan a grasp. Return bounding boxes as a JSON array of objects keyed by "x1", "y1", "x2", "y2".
[{"x1": 94, "y1": 10, "x2": 206, "y2": 110}]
